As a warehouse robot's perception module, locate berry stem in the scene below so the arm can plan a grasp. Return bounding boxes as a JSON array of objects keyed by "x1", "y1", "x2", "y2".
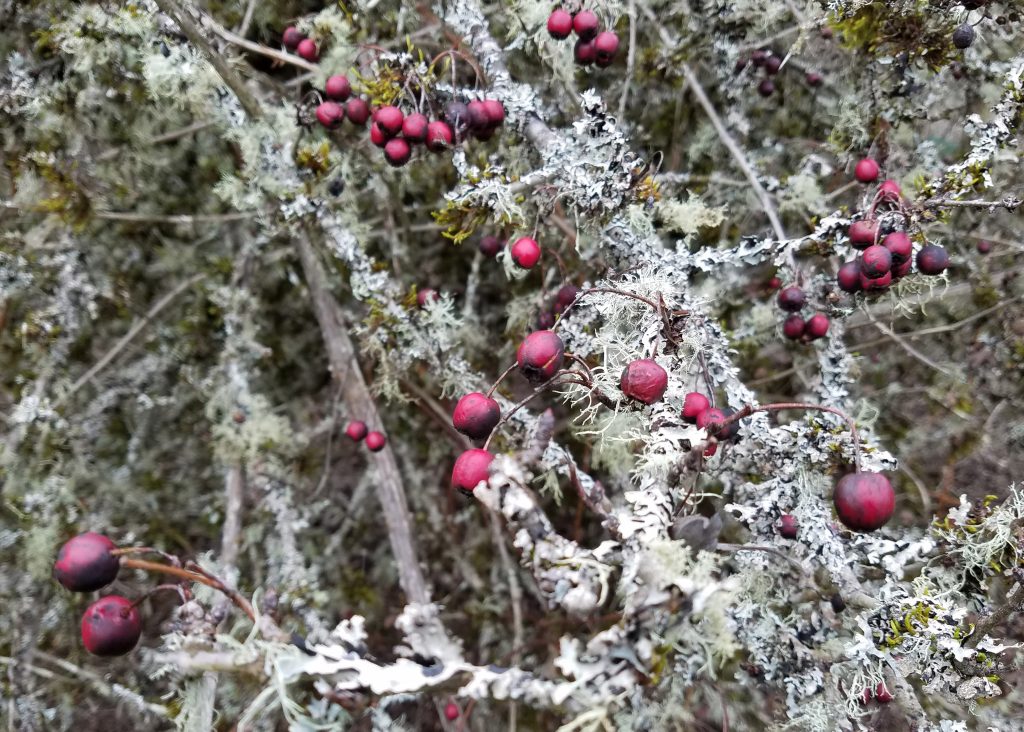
[
  {"x1": 120, "y1": 558, "x2": 258, "y2": 623},
  {"x1": 129, "y1": 583, "x2": 190, "y2": 610},
  {"x1": 485, "y1": 363, "x2": 518, "y2": 399}
]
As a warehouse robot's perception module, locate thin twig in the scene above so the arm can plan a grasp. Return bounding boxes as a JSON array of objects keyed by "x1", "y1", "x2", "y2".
[
  {"x1": 617, "y1": 0, "x2": 638, "y2": 121},
  {"x1": 93, "y1": 210, "x2": 256, "y2": 224},
  {"x1": 205, "y1": 15, "x2": 319, "y2": 72},
  {"x1": 965, "y1": 580, "x2": 1024, "y2": 648}
]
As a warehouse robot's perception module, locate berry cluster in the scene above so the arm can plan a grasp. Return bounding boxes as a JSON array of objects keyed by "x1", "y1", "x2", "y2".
[
  {"x1": 345, "y1": 420, "x2": 387, "y2": 452},
  {"x1": 737, "y1": 47, "x2": 823, "y2": 97},
  {"x1": 282, "y1": 25, "x2": 319, "y2": 62},
  {"x1": 681, "y1": 392, "x2": 739, "y2": 456},
  {"x1": 776, "y1": 285, "x2": 830, "y2": 343},
  {"x1": 546, "y1": 8, "x2": 620, "y2": 67}
]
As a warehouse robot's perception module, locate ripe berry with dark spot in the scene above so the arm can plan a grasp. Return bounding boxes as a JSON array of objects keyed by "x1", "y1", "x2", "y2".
[
  {"x1": 805, "y1": 71, "x2": 823, "y2": 86},
  {"x1": 445, "y1": 702, "x2": 460, "y2": 721},
  {"x1": 369, "y1": 122, "x2": 387, "y2": 147},
  {"x1": 574, "y1": 39, "x2": 597, "y2": 66},
  {"x1": 453, "y1": 393, "x2": 501, "y2": 440},
  {"x1": 764, "y1": 55, "x2": 782, "y2": 75},
  {"x1": 54, "y1": 533, "x2": 120, "y2": 592},
  {"x1": 345, "y1": 98, "x2": 370, "y2": 126},
  {"x1": 426, "y1": 121, "x2": 454, "y2": 152},
  {"x1": 917, "y1": 244, "x2": 949, "y2": 275},
  {"x1": 282, "y1": 27, "x2": 303, "y2": 51},
  {"x1": 854, "y1": 158, "x2": 880, "y2": 183},
  {"x1": 952, "y1": 23, "x2": 975, "y2": 49},
  {"x1": 81, "y1": 595, "x2": 142, "y2": 656},
  {"x1": 517, "y1": 330, "x2": 564, "y2": 383},
  {"x1": 849, "y1": 220, "x2": 878, "y2": 249},
  {"x1": 417, "y1": 288, "x2": 439, "y2": 307},
  {"x1": 977, "y1": 240, "x2": 991, "y2": 254},
  {"x1": 345, "y1": 421, "x2": 368, "y2": 441},
  {"x1": 860, "y1": 245, "x2": 892, "y2": 278},
  {"x1": 547, "y1": 9, "x2": 573, "y2": 39},
  {"x1": 554, "y1": 285, "x2": 579, "y2": 313},
  {"x1": 594, "y1": 32, "x2": 620, "y2": 65},
  {"x1": 365, "y1": 431, "x2": 386, "y2": 452},
  {"x1": 375, "y1": 106, "x2": 404, "y2": 137},
  {"x1": 315, "y1": 101, "x2": 344, "y2": 130},
  {"x1": 682, "y1": 392, "x2": 710, "y2": 423},
  {"x1": 510, "y1": 237, "x2": 541, "y2": 269},
  {"x1": 757, "y1": 79, "x2": 775, "y2": 97},
  {"x1": 296, "y1": 38, "x2": 318, "y2": 62},
  {"x1": 778, "y1": 514, "x2": 798, "y2": 539},
  {"x1": 325, "y1": 75, "x2": 351, "y2": 102},
  {"x1": 479, "y1": 235, "x2": 503, "y2": 257},
  {"x1": 777, "y1": 286, "x2": 806, "y2": 312},
  {"x1": 837, "y1": 261, "x2": 862, "y2": 293},
  {"x1": 402, "y1": 113, "x2": 429, "y2": 143},
  {"x1": 805, "y1": 313, "x2": 830, "y2": 340},
  {"x1": 878, "y1": 179, "x2": 902, "y2": 202},
  {"x1": 697, "y1": 407, "x2": 729, "y2": 437},
  {"x1": 573, "y1": 10, "x2": 600, "y2": 41},
  {"x1": 782, "y1": 315, "x2": 805, "y2": 340},
  {"x1": 384, "y1": 138, "x2": 411, "y2": 167},
  {"x1": 833, "y1": 472, "x2": 895, "y2": 531},
  {"x1": 882, "y1": 231, "x2": 911, "y2": 263},
  {"x1": 620, "y1": 359, "x2": 669, "y2": 405},
  {"x1": 451, "y1": 448, "x2": 494, "y2": 493},
  {"x1": 860, "y1": 271, "x2": 892, "y2": 290}
]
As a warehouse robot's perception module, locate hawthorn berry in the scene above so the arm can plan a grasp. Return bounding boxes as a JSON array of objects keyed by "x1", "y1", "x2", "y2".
[
  {"x1": 375, "y1": 106, "x2": 404, "y2": 138},
  {"x1": 977, "y1": 239, "x2": 992, "y2": 254},
  {"x1": 882, "y1": 231, "x2": 912, "y2": 263},
  {"x1": 444, "y1": 101, "x2": 471, "y2": 137},
  {"x1": 837, "y1": 261, "x2": 862, "y2": 293},
  {"x1": 764, "y1": 55, "x2": 782, "y2": 75},
  {"x1": 778, "y1": 514, "x2": 799, "y2": 539},
  {"x1": 444, "y1": 701, "x2": 460, "y2": 721},
  {"x1": 697, "y1": 408, "x2": 731, "y2": 439},
  {"x1": 547, "y1": 9, "x2": 573, "y2": 39},
  {"x1": 369, "y1": 122, "x2": 387, "y2": 148},
  {"x1": 860, "y1": 271, "x2": 892, "y2": 290},
  {"x1": 384, "y1": 138, "x2": 411, "y2": 167},
  {"x1": 296, "y1": 38, "x2": 318, "y2": 62},
  {"x1": 345, "y1": 421, "x2": 368, "y2": 441},
  {"x1": 776, "y1": 286, "x2": 806, "y2": 312},
  {"x1": 782, "y1": 315, "x2": 806, "y2": 340},
  {"x1": 751, "y1": 50, "x2": 768, "y2": 67},
  {"x1": 402, "y1": 113, "x2": 429, "y2": 143},
  {"x1": 452, "y1": 392, "x2": 501, "y2": 441},
  {"x1": 916, "y1": 244, "x2": 949, "y2": 275},
  {"x1": 854, "y1": 158, "x2": 880, "y2": 183},
  {"x1": 365, "y1": 431, "x2": 387, "y2": 452},
  {"x1": 81, "y1": 595, "x2": 142, "y2": 657},
  {"x1": 805, "y1": 71, "x2": 824, "y2": 87},
  {"x1": 767, "y1": 276, "x2": 782, "y2": 291},
  {"x1": 952, "y1": 23, "x2": 975, "y2": 49},
  {"x1": 466, "y1": 100, "x2": 489, "y2": 131},
  {"x1": 573, "y1": 10, "x2": 600, "y2": 41},
  {"x1": 426, "y1": 121, "x2": 454, "y2": 152},
  {"x1": 717, "y1": 407, "x2": 741, "y2": 440},
  {"x1": 805, "y1": 313, "x2": 830, "y2": 340},
  {"x1": 757, "y1": 79, "x2": 775, "y2": 97},
  {"x1": 54, "y1": 533, "x2": 120, "y2": 592},
  {"x1": 451, "y1": 448, "x2": 494, "y2": 493},
  {"x1": 574, "y1": 39, "x2": 597, "y2": 66},
  {"x1": 315, "y1": 101, "x2": 344, "y2": 130},
  {"x1": 417, "y1": 288, "x2": 439, "y2": 307},
  {"x1": 892, "y1": 258, "x2": 913, "y2": 279},
  {"x1": 833, "y1": 472, "x2": 895, "y2": 531},
  {"x1": 345, "y1": 98, "x2": 370, "y2": 126},
  {"x1": 594, "y1": 31, "x2": 620, "y2": 66},
  {"x1": 537, "y1": 311, "x2": 556, "y2": 329},
  {"x1": 878, "y1": 179, "x2": 902, "y2": 202},
  {"x1": 682, "y1": 392, "x2": 711, "y2": 424},
  {"x1": 510, "y1": 237, "x2": 542, "y2": 269},
  {"x1": 554, "y1": 285, "x2": 580, "y2": 313},
  {"x1": 478, "y1": 235, "x2": 503, "y2": 257},
  {"x1": 517, "y1": 330, "x2": 565, "y2": 383},
  {"x1": 483, "y1": 99, "x2": 505, "y2": 127},
  {"x1": 620, "y1": 359, "x2": 669, "y2": 405},
  {"x1": 282, "y1": 27, "x2": 303, "y2": 51},
  {"x1": 324, "y1": 75, "x2": 352, "y2": 102},
  {"x1": 860, "y1": 245, "x2": 892, "y2": 278},
  {"x1": 849, "y1": 219, "x2": 878, "y2": 249}
]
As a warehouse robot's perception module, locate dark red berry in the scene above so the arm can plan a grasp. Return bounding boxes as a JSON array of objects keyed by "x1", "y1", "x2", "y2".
[
  {"x1": 751, "y1": 50, "x2": 768, "y2": 67},
  {"x1": 426, "y1": 121, "x2": 454, "y2": 152},
  {"x1": 833, "y1": 472, "x2": 895, "y2": 531},
  {"x1": 860, "y1": 245, "x2": 892, "y2": 278},
  {"x1": 620, "y1": 359, "x2": 668, "y2": 405},
  {"x1": 849, "y1": 220, "x2": 878, "y2": 248},
  {"x1": 882, "y1": 231, "x2": 911, "y2": 263},
  {"x1": 345, "y1": 98, "x2": 370, "y2": 126},
  {"x1": 466, "y1": 100, "x2": 489, "y2": 131},
  {"x1": 296, "y1": 38, "x2": 318, "y2": 62},
  {"x1": 452, "y1": 448, "x2": 494, "y2": 493},
  {"x1": 682, "y1": 392, "x2": 710, "y2": 423},
  {"x1": 483, "y1": 99, "x2": 505, "y2": 127},
  {"x1": 315, "y1": 101, "x2": 344, "y2": 130},
  {"x1": 860, "y1": 271, "x2": 892, "y2": 290},
  {"x1": 375, "y1": 106, "x2": 404, "y2": 137},
  {"x1": 444, "y1": 701, "x2": 460, "y2": 721},
  {"x1": 517, "y1": 330, "x2": 564, "y2": 383},
  {"x1": 854, "y1": 158, "x2": 880, "y2": 183},
  {"x1": 697, "y1": 408, "x2": 729, "y2": 437},
  {"x1": 537, "y1": 310, "x2": 556, "y2": 329},
  {"x1": 345, "y1": 421, "x2": 368, "y2": 441},
  {"x1": 453, "y1": 393, "x2": 501, "y2": 440},
  {"x1": 384, "y1": 138, "x2": 411, "y2": 167},
  {"x1": 417, "y1": 288, "x2": 439, "y2": 307},
  {"x1": 764, "y1": 55, "x2": 782, "y2": 75},
  {"x1": 782, "y1": 315, "x2": 805, "y2": 340},
  {"x1": 81, "y1": 595, "x2": 141, "y2": 656},
  {"x1": 547, "y1": 9, "x2": 573, "y2": 39},
  {"x1": 757, "y1": 79, "x2": 775, "y2": 97},
  {"x1": 805, "y1": 71, "x2": 823, "y2": 86},
  {"x1": 916, "y1": 244, "x2": 949, "y2": 275},
  {"x1": 572, "y1": 10, "x2": 600, "y2": 41},
  {"x1": 778, "y1": 514, "x2": 799, "y2": 539},
  {"x1": 478, "y1": 235, "x2": 503, "y2": 257},
  {"x1": 820, "y1": 26, "x2": 834, "y2": 39},
  {"x1": 510, "y1": 237, "x2": 541, "y2": 269},
  {"x1": 325, "y1": 75, "x2": 351, "y2": 101},
  {"x1": 554, "y1": 285, "x2": 579, "y2": 313},
  {"x1": 282, "y1": 27, "x2": 303, "y2": 51},
  {"x1": 365, "y1": 431, "x2": 386, "y2": 452},
  {"x1": 837, "y1": 261, "x2": 862, "y2": 293},
  {"x1": 777, "y1": 286, "x2": 806, "y2": 312},
  {"x1": 402, "y1": 113, "x2": 429, "y2": 143},
  {"x1": 369, "y1": 122, "x2": 387, "y2": 147},
  {"x1": 54, "y1": 533, "x2": 120, "y2": 592},
  {"x1": 878, "y1": 179, "x2": 901, "y2": 202},
  {"x1": 977, "y1": 240, "x2": 991, "y2": 254},
  {"x1": 574, "y1": 39, "x2": 597, "y2": 65},
  {"x1": 767, "y1": 276, "x2": 782, "y2": 291},
  {"x1": 805, "y1": 313, "x2": 830, "y2": 340},
  {"x1": 594, "y1": 31, "x2": 619, "y2": 64},
  {"x1": 892, "y1": 258, "x2": 913, "y2": 278}
]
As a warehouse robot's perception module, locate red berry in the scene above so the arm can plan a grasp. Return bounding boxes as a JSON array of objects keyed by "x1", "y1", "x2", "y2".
[
  {"x1": 315, "y1": 101, "x2": 344, "y2": 130},
  {"x1": 882, "y1": 231, "x2": 912, "y2": 263},
  {"x1": 805, "y1": 313, "x2": 830, "y2": 340},
  {"x1": 594, "y1": 31, "x2": 619, "y2": 64},
  {"x1": 916, "y1": 244, "x2": 949, "y2": 275},
  {"x1": 554, "y1": 285, "x2": 579, "y2": 313},
  {"x1": 764, "y1": 55, "x2": 782, "y2": 75},
  {"x1": 778, "y1": 514, "x2": 799, "y2": 539},
  {"x1": 54, "y1": 533, "x2": 120, "y2": 592},
  {"x1": 860, "y1": 245, "x2": 892, "y2": 278},
  {"x1": 782, "y1": 315, "x2": 805, "y2": 340},
  {"x1": 81, "y1": 595, "x2": 141, "y2": 656},
  {"x1": 369, "y1": 122, "x2": 387, "y2": 147},
  {"x1": 854, "y1": 158, "x2": 880, "y2": 183},
  {"x1": 517, "y1": 330, "x2": 565, "y2": 383},
  {"x1": 345, "y1": 98, "x2": 370, "y2": 126},
  {"x1": 452, "y1": 448, "x2": 494, "y2": 493},
  {"x1": 296, "y1": 38, "x2": 319, "y2": 62},
  {"x1": 345, "y1": 421, "x2": 368, "y2": 441},
  {"x1": 878, "y1": 179, "x2": 902, "y2": 202},
  {"x1": 324, "y1": 75, "x2": 351, "y2": 101},
  {"x1": 444, "y1": 701, "x2": 460, "y2": 721},
  {"x1": 697, "y1": 407, "x2": 728, "y2": 437},
  {"x1": 833, "y1": 472, "x2": 895, "y2": 531},
  {"x1": 767, "y1": 276, "x2": 782, "y2": 290},
  {"x1": 510, "y1": 237, "x2": 541, "y2": 269},
  {"x1": 837, "y1": 261, "x2": 861, "y2": 293},
  {"x1": 402, "y1": 113, "x2": 429, "y2": 143},
  {"x1": 375, "y1": 106, "x2": 404, "y2": 137},
  {"x1": 976, "y1": 240, "x2": 992, "y2": 254},
  {"x1": 453, "y1": 393, "x2": 501, "y2": 440},
  {"x1": 384, "y1": 137, "x2": 411, "y2": 167},
  {"x1": 417, "y1": 288, "x2": 439, "y2": 307},
  {"x1": 547, "y1": 9, "x2": 573, "y2": 39},
  {"x1": 682, "y1": 392, "x2": 710, "y2": 423},
  {"x1": 703, "y1": 442, "x2": 718, "y2": 457},
  {"x1": 620, "y1": 359, "x2": 669, "y2": 405},
  {"x1": 483, "y1": 99, "x2": 505, "y2": 127},
  {"x1": 466, "y1": 100, "x2": 490, "y2": 131},
  {"x1": 848, "y1": 220, "x2": 878, "y2": 249},
  {"x1": 282, "y1": 27, "x2": 303, "y2": 51},
  {"x1": 860, "y1": 271, "x2": 892, "y2": 290},
  {"x1": 365, "y1": 431, "x2": 387, "y2": 452},
  {"x1": 574, "y1": 39, "x2": 597, "y2": 66},
  {"x1": 892, "y1": 258, "x2": 913, "y2": 279},
  {"x1": 573, "y1": 10, "x2": 600, "y2": 41},
  {"x1": 875, "y1": 684, "x2": 894, "y2": 703},
  {"x1": 757, "y1": 79, "x2": 775, "y2": 97},
  {"x1": 478, "y1": 235, "x2": 503, "y2": 257},
  {"x1": 777, "y1": 286, "x2": 806, "y2": 312},
  {"x1": 805, "y1": 71, "x2": 824, "y2": 86},
  {"x1": 426, "y1": 121, "x2": 454, "y2": 152},
  {"x1": 751, "y1": 50, "x2": 769, "y2": 67}
]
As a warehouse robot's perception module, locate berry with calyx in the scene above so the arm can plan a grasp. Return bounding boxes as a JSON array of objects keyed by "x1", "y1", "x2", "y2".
[
  {"x1": 296, "y1": 38, "x2": 318, "y2": 62},
  {"x1": 882, "y1": 231, "x2": 912, "y2": 263},
  {"x1": 837, "y1": 261, "x2": 862, "y2": 293},
  {"x1": 860, "y1": 245, "x2": 892, "y2": 278},
  {"x1": 478, "y1": 235, "x2": 503, "y2": 257},
  {"x1": 764, "y1": 55, "x2": 782, "y2": 75},
  {"x1": 777, "y1": 286, "x2": 806, "y2": 312},
  {"x1": 451, "y1": 448, "x2": 494, "y2": 493},
  {"x1": 620, "y1": 359, "x2": 669, "y2": 405},
  {"x1": 453, "y1": 393, "x2": 501, "y2": 440},
  {"x1": 778, "y1": 514, "x2": 799, "y2": 539},
  {"x1": 757, "y1": 78, "x2": 775, "y2": 97},
  {"x1": 952, "y1": 23, "x2": 975, "y2": 49},
  {"x1": 345, "y1": 421, "x2": 368, "y2": 441},
  {"x1": 375, "y1": 106, "x2": 404, "y2": 138},
  {"x1": 833, "y1": 472, "x2": 895, "y2": 531},
  {"x1": 54, "y1": 533, "x2": 120, "y2": 592},
  {"x1": 445, "y1": 701, "x2": 460, "y2": 721},
  {"x1": 282, "y1": 27, "x2": 304, "y2": 51},
  {"x1": 384, "y1": 138, "x2": 411, "y2": 167},
  {"x1": 682, "y1": 392, "x2": 710, "y2": 423},
  {"x1": 554, "y1": 285, "x2": 580, "y2": 313},
  {"x1": 517, "y1": 330, "x2": 565, "y2": 383},
  {"x1": 81, "y1": 595, "x2": 142, "y2": 656},
  {"x1": 402, "y1": 113, "x2": 429, "y2": 143},
  {"x1": 315, "y1": 101, "x2": 344, "y2": 130},
  {"x1": 510, "y1": 237, "x2": 541, "y2": 269},
  {"x1": 426, "y1": 121, "x2": 454, "y2": 152},
  {"x1": 805, "y1": 71, "x2": 823, "y2": 86},
  {"x1": 483, "y1": 99, "x2": 505, "y2": 127},
  {"x1": 365, "y1": 431, "x2": 386, "y2": 452},
  {"x1": 878, "y1": 179, "x2": 902, "y2": 202},
  {"x1": 369, "y1": 122, "x2": 387, "y2": 147},
  {"x1": 416, "y1": 288, "x2": 439, "y2": 307},
  {"x1": 849, "y1": 219, "x2": 878, "y2": 249},
  {"x1": 977, "y1": 239, "x2": 991, "y2": 254},
  {"x1": 805, "y1": 313, "x2": 830, "y2": 340},
  {"x1": 854, "y1": 158, "x2": 880, "y2": 183},
  {"x1": 324, "y1": 75, "x2": 351, "y2": 101},
  {"x1": 782, "y1": 315, "x2": 805, "y2": 340},
  {"x1": 573, "y1": 10, "x2": 600, "y2": 41},
  {"x1": 574, "y1": 39, "x2": 597, "y2": 65},
  {"x1": 594, "y1": 31, "x2": 620, "y2": 65},
  {"x1": 917, "y1": 244, "x2": 949, "y2": 275},
  {"x1": 547, "y1": 9, "x2": 573, "y2": 39}
]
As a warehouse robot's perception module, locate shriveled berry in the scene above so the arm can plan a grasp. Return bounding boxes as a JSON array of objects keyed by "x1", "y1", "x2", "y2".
[
  {"x1": 547, "y1": 9, "x2": 573, "y2": 39},
  {"x1": 860, "y1": 271, "x2": 892, "y2": 290},
  {"x1": 345, "y1": 98, "x2": 370, "y2": 126},
  {"x1": 682, "y1": 392, "x2": 711, "y2": 424},
  {"x1": 805, "y1": 313, "x2": 830, "y2": 340},
  {"x1": 81, "y1": 595, "x2": 141, "y2": 656},
  {"x1": 402, "y1": 113, "x2": 429, "y2": 143},
  {"x1": 837, "y1": 261, "x2": 862, "y2": 293},
  {"x1": 510, "y1": 237, "x2": 541, "y2": 269},
  {"x1": 478, "y1": 235, "x2": 503, "y2": 257},
  {"x1": 384, "y1": 138, "x2": 411, "y2": 167},
  {"x1": 620, "y1": 359, "x2": 668, "y2": 404},
  {"x1": 426, "y1": 121, "x2": 454, "y2": 152},
  {"x1": 833, "y1": 472, "x2": 895, "y2": 531},
  {"x1": 952, "y1": 23, "x2": 975, "y2": 49},
  {"x1": 777, "y1": 286, "x2": 806, "y2": 312},
  {"x1": 324, "y1": 75, "x2": 351, "y2": 101},
  {"x1": 483, "y1": 99, "x2": 505, "y2": 127},
  {"x1": 782, "y1": 315, "x2": 805, "y2": 340},
  {"x1": 977, "y1": 239, "x2": 991, "y2": 254},
  {"x1": 778, "y1": 514, "x2": 799, "y2": 539},
  {"x1": 854, "y1": 158, "x2": 880, "y2": 183},
  {"x1": 296, "y1": 38, "x2": 318, "y2": 62},
  {"x1": 417, "y1": 288, "x2": 439, "y2": 307},
  {"x1": 572, "y1": 10, "x2": 600, "y2": 41},
  {"x1": 453, "y1": 393, "x2": 501, "y2": 441},
  {"x1": 882, "y1": 231, "x2": 912, "y2": 263},
  {"x1": 375, "y1": 106, "x2": 404, "y2": 137},
  {"x1": 451, "y1": 448, "x2": 494, "y2": 493},
  {"x1": 444, "y1": 701, "x2": 460, "y2": 721},
  {"x1": 54, "y1": 533, "x2": 120, "y2": 592},
  {"x1": 345, "y1": 421, "x2": 368, "y2": 441},
  {"x1": 878, "y1": 179, "x2": 902, "y2": 202},
  {"x1": 757, "y1": 78, "x2": 775, "y2": 97},
  {"x1": 282, "y1": 27, "x2": 304, "y2": 51},
  {"x1": 365, "y1": 431, "x2": 386, "y2": 452},
  {"x1": 517, "y1": 330, "x2": 565, "y2": 383},
  {"x1": 916, "y1": 244, "x2": 949, "y2": 275},
  {"x1": 594, "y1": 31, "x2": 619, "y2": 65},
  {"x1": 574, "y1": 39, "x2": 597, "y2": 65},
  {"x1": 315, "y1": 101, "x2": 344, "y2": 130},
  {"x1": 860, "y1": 245, "x2": 892, "y2": 278}
]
